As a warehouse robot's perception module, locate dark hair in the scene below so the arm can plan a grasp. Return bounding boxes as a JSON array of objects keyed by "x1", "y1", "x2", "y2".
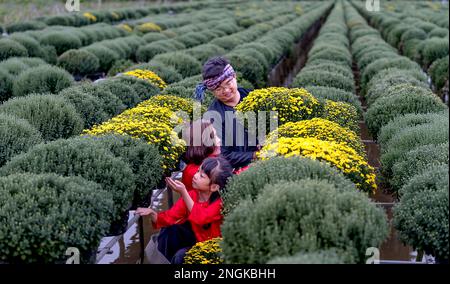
[
  {"x1": 182, "y1": 120, "x2": 217, "y2": 165},
  {"x1": 202, "y1": 56, "x2": 229, "y2": 80},
  {"x1": 200, "y1": 156, "x2": 233, "y2": 204}
]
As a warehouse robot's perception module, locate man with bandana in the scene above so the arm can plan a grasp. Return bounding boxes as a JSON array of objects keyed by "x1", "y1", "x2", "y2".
[{"x1": 194, "y1": 57, "x2": 260, "y2": 169}]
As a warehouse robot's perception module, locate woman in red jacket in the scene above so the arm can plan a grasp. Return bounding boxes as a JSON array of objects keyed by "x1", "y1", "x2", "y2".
[{"x1": 135, "y1": 156, "x2": 233, "y2": 264}]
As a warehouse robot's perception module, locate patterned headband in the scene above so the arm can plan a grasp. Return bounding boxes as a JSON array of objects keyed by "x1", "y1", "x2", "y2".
[{"x1": 203, "y1": 64, "x2": 236, "y2": 90}]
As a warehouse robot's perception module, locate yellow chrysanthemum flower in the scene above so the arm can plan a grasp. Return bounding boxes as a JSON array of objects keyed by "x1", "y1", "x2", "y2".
[
  {"x1": 123, "y1": 69, "x2": 167, "y2": 90},
  {"x1": 267, "y1": 118, "x2": 365, "y2": 156},
  {"x1": 259, "y1": 137, "x2": 376, "y2": 193},
  {"x1": 83, "y1": 12, "x2": 97, "y2": 22},
  {"x1": 184, "y1": 238, "x2": 224, "y2": 264}
]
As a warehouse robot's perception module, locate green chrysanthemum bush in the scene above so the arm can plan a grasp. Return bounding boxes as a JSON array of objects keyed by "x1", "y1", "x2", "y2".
[
  {"x1": 391, "y1": 143, "x2": 449, "y2": 193},
  {"x1": 394, "y1": 165, "x2": 449, "y2": 263},
  {"x1": 82, "y1": 45, "x2": 120, "y2": 73},
  {"x1": 366, "y1": 84, "x2": 433, "y2": 108},
  {"x1": 222, "y1": 156, "x2": 357, "y2": 214},
  {"x1": 0, "y1": 113, "x2": 43, "y2": 167},
  {"x1": 360, "y1": 57, "x2": 422, "y2": 91},
  {"x1": 428, "y1": 55, "x2": 449, "y2": 90},
  {"x1": 5, "y1": 20, "x2": 47, "y2": 33},
  {"x1": 60, "y1": 83, "x2": 126, "y2": 119},
  {"x1": 114, "y1": 74, "x2": 163, "y2": 102},
  {"x1": 378, "y1": 112, "x2": 448, "y2": 148},
  {"x1": 58, "y1": 49, "x2": 100, "y2": 76},
  {"x1": 267, "y1": 118, "x2": 365, "y2": 156},
  {"x1": 0, "y1": 70, "x2": 13, "y2": 102},
  {"x1": 136, "y1": 41, "x2": 181, "y2": 62},
  {"x1": 0, "y1": 94, "x2": 83, "y2": 141},
  {"x1": 365, "y1": 90, "x2": 447, "y2": 138},
  {"x1": 9, "y1": 34, "x2": 47, "y2": 59},
  {"x1": 39, "y1": 32, "x2": 82, "y2": 55},
  {"x1": 0, "y1": 173, "x2": 114, "y2": 264},
  {"x1": 267, "y1": 249, "x2": 352, "y2": 264},
  {"x1": 12, "y1": 65, "x2": 74, "y2": 98},
  {"x1": 221, "y1": 180, "x2": 388, "y2": 264},
  {"x1": 301, "y1": 62, "x2": 354, "y2": 79},
  {"x1": 379, "y1": 118, "x2": 449, "y2": 182},
  {"x1": 235, "y1": 87, "x2": 323, "y2": 131},
  {"x1": 95, "y1": 79, "x2": 140, "y2": 109},
  {"x1": 74, "y1": 135, "x2": 163, "y2": 207},
  {"x1": 421, "y1": 37, "x2": 449, "y2": 67},
  {"x1": 0, "y1": 138, "x2": 135, "y2": 226},
  {"x1": 184, "y1": 238, "x2": 224, "y2": 264},
  {"x1": 292, "y1": 70, "x2": 355, "y2": 93},
  {"x1": 151, "y1": 52, "x2": 201, "y2": 78},
  {"x1": 258, "y1": 137, "x2": 376, "y2": 193},
  {"x1": 0, "y1": 38, "x2": 28, "y2": 61}
]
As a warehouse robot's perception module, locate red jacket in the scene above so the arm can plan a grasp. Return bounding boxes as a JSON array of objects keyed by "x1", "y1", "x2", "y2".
[
  {"x1": 153, "y1": 190, "x2": 223, "y2": 242},
  {"x1": 181, "y1": 153, "x2": 219, "y2": 192},
  {"x1": 181, "y1": 163, "x2": 200, "y2": 192}
]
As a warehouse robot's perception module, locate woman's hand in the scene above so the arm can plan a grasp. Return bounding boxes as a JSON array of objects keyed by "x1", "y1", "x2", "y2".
[{"x1": 166, "y1": 177, "x2": 187, "y2": 194}]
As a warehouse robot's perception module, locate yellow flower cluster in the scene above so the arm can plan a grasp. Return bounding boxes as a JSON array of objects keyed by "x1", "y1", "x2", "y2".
[
  {"x1": 236, "y1": 87, "x2": 322, "y2": 129},
  {"x1": 323, "y1": 100, "x2": 359, "y2": 134},
  {"x1": 266, "y1": 118, "x2": 366, "y2": 157},
  {"x1": 139, "y1": 95, "x2": 206, "y2": 121},
  {"x1": 111, "y1": 11, "x2": 120, "y2": 20},
  {"x1": 83, "y1": 104, "x2": 186, "y2": 171},
  {"x1": 117, "y1": 24, "x2": 133, "y2": 33},
  {"x1": 83, "y1": 12, "x2": 97, "y2": 22},
  {"x1": 136, "y1": 22, "x2": 162, "y2": 33},
  {"x1": 295, "y1": 4, "x2": 303, "y2": 15},
  {"x1": 123, "y1": 69, "x2": 167, "y2": 90},
  {"x1": 184, "y1": 238, "x2": 224, "y2": 264},
  {"x1": 258, "y1": 137, "x2": 377, "y2": 193}
]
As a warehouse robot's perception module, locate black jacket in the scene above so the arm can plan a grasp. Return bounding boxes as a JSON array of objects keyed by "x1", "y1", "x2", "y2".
[{"x1": 207, "y1": 87, "x2": 259, "y2": 168}]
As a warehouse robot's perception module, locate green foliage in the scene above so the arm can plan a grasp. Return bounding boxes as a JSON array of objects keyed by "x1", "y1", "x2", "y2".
[
  {"x1": 221, "y1": 179, "x2": 388, "y2": 264},
  {"x1": 428, "y1": 55, "x2": 449, "y2": 90},
  {"x1": 0, "y1": 138, "x2": 135, "y2": 224},
  {"x1": 292, "y1": 70, "x2": 355, "y2": 93},
  {"x1": 365, "y1": 90, "x2": 447, "y2": 138},
  {"x1": 0, "y1": 173, "x2": 113, "y2": 263},
  {"x1": 0, "y1": 113, "x2": 43, "y2": 167},
  {"x1": 222, "y1": 156, "x2": 356, "y2": 214},
  {"x1": 39, "y1": 32, "x2": 82, "y2": 55},
  {"x1": 78, "y1": 134, "x2": 163, "y2": 206},
  {"x1": 391, "y1": 143, "x2": 449, "y2": 192},
  {"x1": 267, "y1": 249, "x2": 352, "y2": 264},
  {"x1": 5, "y1": 20, "x2": 47, "y2": 33},
  {"x1": 422, "y1": 37, "x2": 449, "y2": 66},
  {"x1": 58, "y1": 49, "x2": 100, "y2": 76},
  {"x1": 12, "y1": 65, "x2": 74, "y2": 98},
  {"x1": 380, "y1": 118, "x2": 449, "y2": 181},
  {"x1": 0, "y1": 70, "x2": 13, "y2": 102},
  {"x1": 0, "y1": 38, "x2": 28, "y2": 61},
  {"x1": 394, "y1": 165, "x2": 449, "y2": 262},
  {"x1": 0, "y1": 93, "x2": 83, "y2": 141},
  {"x1": 82, "y1": 45, "x2": 120, "y2": 73},
  {"x1": 151, "y1": 52, "x2": 201, "y2": 78}
]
